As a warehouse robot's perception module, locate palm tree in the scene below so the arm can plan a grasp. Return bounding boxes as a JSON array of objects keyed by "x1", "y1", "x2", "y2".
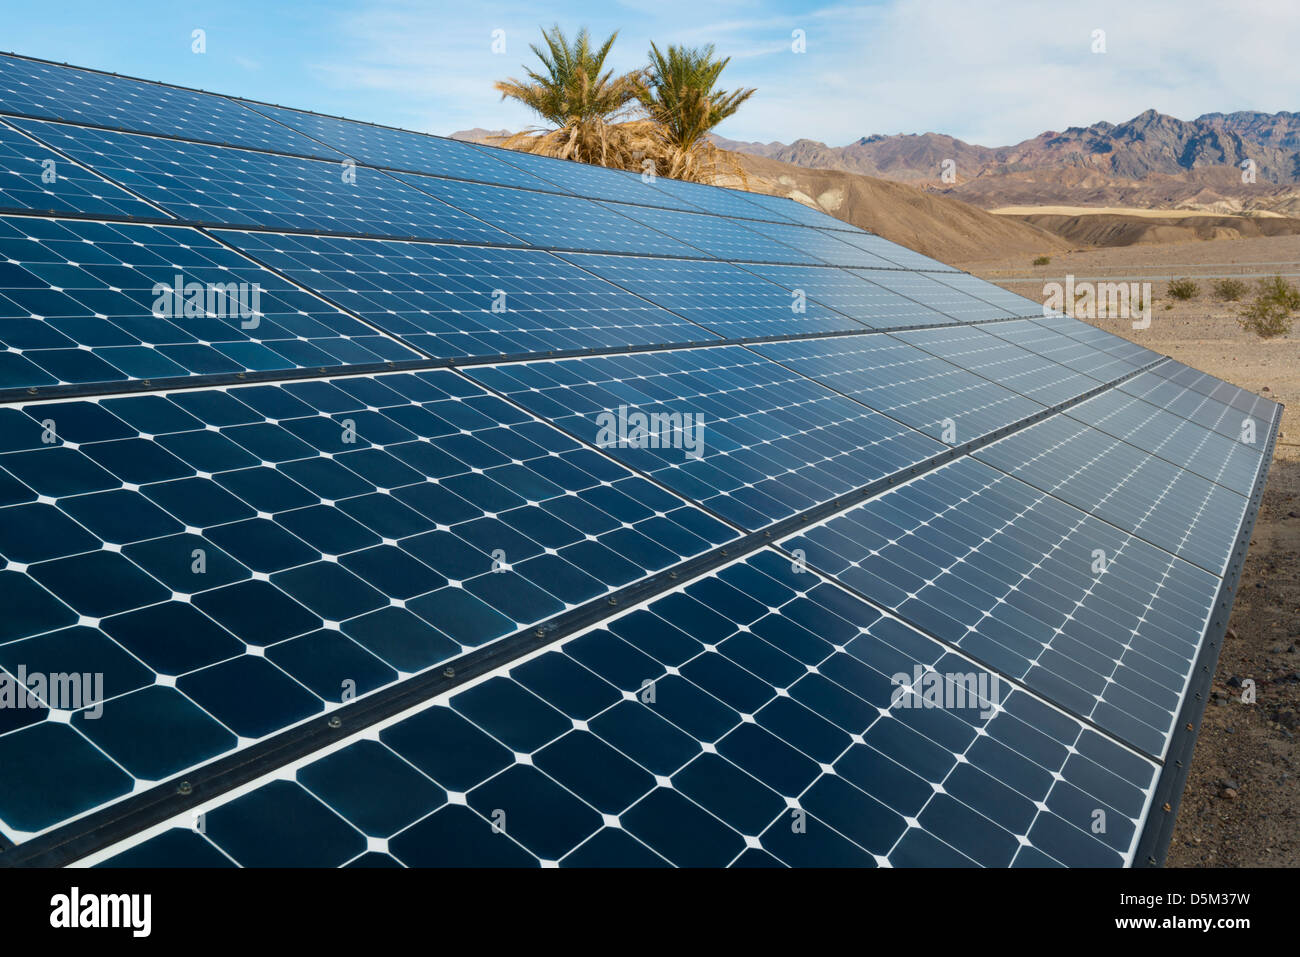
[
  {"x1": 636, "y1": 42, "x2": 756, "y2": 183},
  {"x1": 494, "y1": 26, "x2": 649, "y2": 167}
]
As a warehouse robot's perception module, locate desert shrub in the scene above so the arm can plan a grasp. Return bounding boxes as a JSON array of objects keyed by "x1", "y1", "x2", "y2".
[
  {"x1": 1032, "y1": 255, "x2": 1051, "y2": 266},
  {"x1": 1238, "y1": 276, "x2": 1300, "y2": 338},
  {"x1": 1212, "y1": 277, "x2": 1247, "y2": 301},
  {"x1": 1167, "y1": 278, "x2": 1200, "y2": 300}
]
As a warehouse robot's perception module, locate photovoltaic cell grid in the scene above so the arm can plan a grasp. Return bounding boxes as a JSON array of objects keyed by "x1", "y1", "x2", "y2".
[
  {"x1": 0, "y1": 54, "x2": 341, "y2": 157},
  {"x1": 596, "y1": 201, "x2": 819, "y2": 264},
  {"x1": 753, "y1": 335, "x2": 1046, "y2": 445},
  {"x1": 0, "y1": 52, "x2": 1280, "y2": 868},
  {"x1": 0, "y1": 215, "x2": 417, "y2": 390},
  {"x1": 0, "y1": 369, "x2": 735, "y2": 838},
  {"x1": 740, "y1": 263, "x2": 957, "y2": 329},
  {"x1": 468, "y1": 346, "x2": 946, "y2": 531},
  {"x1": 0, "y1": 119, "x2": 162, "y2": 219},
  {"x1": 393, "y1": 172, "x2": 699, "y2": 257},
  {"x1": 894, "y1": 325, "x2": 1107, "y2": 406},
  {"x1": 92, "y1": 550, "x2": 1160, "y2": 868},
  {"x1": 235, "y1": 101, "x2": 568, "y2": 192},
  {"x1": 555, "y1": 253, "x2": 867, "y2": 338},
  {"x1": 13, "y1": 120, "x2": 516, "y2": 245},
  {"x1": 218, "y1": 231, "x2": 719, "y2": 358},
  {"x1": 973, "y1": 415, "x2": 1249, "y2": 576},
  {"x1": 781, "y1": 456, "x2": 1224, "y2": 759}
]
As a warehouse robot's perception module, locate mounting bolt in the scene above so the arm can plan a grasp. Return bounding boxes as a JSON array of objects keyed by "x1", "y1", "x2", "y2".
[
  {"x1": 328, "y1": 716, "x2": 342, "y2": 729},
  {"x1": 1162, "y1": 802, "x2": 1172, "y2": 813},
  {"x1": 177, "y1": 781, "x2": 193, "y2": 796},
  {"x1": 443, "y1": 666, "x2": 456, "y2": 679}
]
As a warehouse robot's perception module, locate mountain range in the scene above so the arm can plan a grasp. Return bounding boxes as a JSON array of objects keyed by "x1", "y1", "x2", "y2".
[{"x1": 713, "y1": 110, "x2": 1300, "y2": 186}]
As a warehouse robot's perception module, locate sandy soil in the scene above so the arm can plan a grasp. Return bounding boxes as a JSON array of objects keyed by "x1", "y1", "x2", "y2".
[
  {"x1": 962, "y1": 237, "x2": 1300, "y2": 867},
  {"x1": 991, "y1": 205, "x2": 1285, "y2": 220}
]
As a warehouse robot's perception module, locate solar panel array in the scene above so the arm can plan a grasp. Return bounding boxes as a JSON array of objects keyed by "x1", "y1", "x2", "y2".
[{"x1": 0, "y1": 53, "x2": 1279, "y2": 869}]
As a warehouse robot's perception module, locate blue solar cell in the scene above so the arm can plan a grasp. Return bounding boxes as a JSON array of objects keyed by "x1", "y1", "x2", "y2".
[
  {"x1": 0, "y1": 54, "x2": 340, "y2": 156},
  {"x1": 218, "y1": 231, "x2": 718, "y2": 358},
  {"x1": 15, "y1": 120, "x2": 514, "y2": 244},
  {"x1": 782, "y1": 456, "x2": 1222, "y2": 758},
  {"x1": 555, "y1": 253, "x2": 866, "y2": 337},
  {"x1": 0, "y1": 214, "x2": 417, "y2": 389},
  {"x1": 92, "y1": 548, "x2": 1159, "y2": 867},
  {"x1": 467, "y1": 345, "x2": 945, "y2": 531},
  {"x1": 0, "y1": 368, "x2": 736, "y2": 839}
]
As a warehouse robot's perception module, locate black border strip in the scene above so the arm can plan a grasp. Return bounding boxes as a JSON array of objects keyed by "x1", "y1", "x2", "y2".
[
  {"x1": 0, "y1": 355, "x2": 1161, "y2": 868},
  {"x1": 1132, "y1": 405, "x2": 1282, "y2": 866}
]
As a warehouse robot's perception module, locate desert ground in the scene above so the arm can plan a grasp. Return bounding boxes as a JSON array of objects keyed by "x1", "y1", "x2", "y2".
[{"x1": 960, "y1": 238, "x2": 1300, "y2": 867}]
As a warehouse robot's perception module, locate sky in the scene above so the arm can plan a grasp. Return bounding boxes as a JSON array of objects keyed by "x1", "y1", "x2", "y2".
[{"x1": 3, "y1": 0, "x2": 1296, "y2": 147}]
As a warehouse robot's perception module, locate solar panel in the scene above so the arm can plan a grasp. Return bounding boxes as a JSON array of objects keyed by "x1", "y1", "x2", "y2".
[
  {"x1": 741, "y1": 263, "x2": 958, "y2": 329},
  {"x1": 0, "y1": 214, "x2": 417, "y2": 390},
  {"x1": 467, "y1": 346, "x2": 945, "y2": 531},
  {"x1": 734, "y1": 189, "x2": 867, "y2": 231},
  {"x1": 0, "y1": 119, "x2": 163, "y2": 218},
  {"x1": 217, "y1": 232, "x2": 718, "y2": 358},
  {"x1": 833, "y1": 230, "x2": 961, "y2": 271},
  {"x1": 0, "y1": 54, "x2": 339, "y2": 157},
  {"x1": 0, "y1": 368, "x2": 735, "y2": 837},
  {"x1": 89, "y1": 548, "x2": 1161, "y2": 867},
  {"x1": 894, "y1": 325, "x2": 1107, "y2": 405},
  {"x1": 14, "y1": 120, "x2": 514, "y2": 244},
  {"x1": 392, "y1": 173, "x2": 699, "y2": 256},
  {"x1": 973, "y1": 416, "x2": 1249, "y2": 575},
  {"x1": 594, "y1": 202, "x2": 816, "y2": 263},
  {"x1": 738, "y1": 220, "x2": 905, "y2": 269},
  {"x1": 636, "y1": 174, "x2": 803, "y2": 225},
  {"x1": 235, "y1": 102, "x2": 565, "y2": 191},
  {"x1": 780, "y1": 456, "x2": 1223, "y2": 759},
  {"x1": 457, "y1": 143, "x2": 712, "y2": 213},
  {"x1": 0, "y1": 52, "x2": 1279, "y2": 869},
  {"x1": 925, "y1": 270, "x2": 1046, "y2": 316},
  {"x1": 553, "y1": 254, "x2": 866, "y2": 337},
  {"x1": 752, "y1": 335, "x2": 1046, "y2": 444},
  {"x1": 851, "y1": 269, "x2": 1016, "y2": 323}
]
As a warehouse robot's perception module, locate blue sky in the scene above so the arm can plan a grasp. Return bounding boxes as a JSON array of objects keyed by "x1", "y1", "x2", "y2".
[{"x1": 4, "y1": 0, "x2": 1294, "y2": 146}]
